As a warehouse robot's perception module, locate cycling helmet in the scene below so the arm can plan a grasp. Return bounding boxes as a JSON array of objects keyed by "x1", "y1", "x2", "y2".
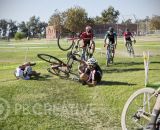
[
  {"x1": 86, "y1": 58, "x2": 97, "y2": 66},
  {"x1": 109, "y1": 27, "x2": 114, "y2": 32}
]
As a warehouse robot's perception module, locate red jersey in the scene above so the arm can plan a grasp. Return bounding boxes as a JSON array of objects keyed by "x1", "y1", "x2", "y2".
[
  {"x1": 80, "y1": 32, "x2": 93, "y2": 42},
  {"x1": 123, "y1": 32, "x2": 132, "y2": 40}
]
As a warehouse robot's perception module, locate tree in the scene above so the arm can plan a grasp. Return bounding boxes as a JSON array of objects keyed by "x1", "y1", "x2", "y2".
[
  {"x1": 27, "y1": 16, "x2": 40, "y2": 37},
  {"x1": 121, "y1": 19, "x2": 132, "y2": 24},
  {"x1": 48, "y1": 9, "x2": 63, "y2": 33},
  {"x1": 94, "y1": 16, "x2": 103, "y2": 24},
  {"x1": 18, "y1": 21, "x2": 28, "y2": 36},
  {"x1": 0, "y1": 19, "x2": 8, "y2": 36},
  {"x1": 26, "y1": 16, "x2": 47, "y2": 38},
  {"x1": 101, "y1": 6, "x2": 120, "y2": 24},
  {"x1": 86, "y1": 17, "x2": 95, "y2": 27},
  {"x1": 8, "y1": 20, "x2": 17, "y2": 38},
  {"x1": 150, "y1": 15, "x2": 160, "y2": 30},
  {"x1": 63, "y1": 6, "x2": 87, "y2": 32}
]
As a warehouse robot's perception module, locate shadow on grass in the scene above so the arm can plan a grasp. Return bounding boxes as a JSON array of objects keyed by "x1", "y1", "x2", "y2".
[
  {"x1": 98, "y1": 80, "x2": 136, "y2": 86},
  {"x1": 102, "y1": 68, "x2": 144, "y2": 73},
  {"x1": 102, "y1": 68, "x2": 160, "y2": 73},
  {"x1": 147, "y1": 83, "x2": 160, "y2": 89},
  {"x1": 150, "y1": 61, "x2": 160, "y2": 64},
  {"x1": 113, "y1": 61, "x2": 160, "y2": 67},
  {"x1": 0, "y1": 74, "x2": 53, "y2": 82},
  {"x1": 31, "y1": 74, "x2": 52, "y2": 81},
  {"x1": 114, "y1": 61, "x2": 144, "y2": 66}
]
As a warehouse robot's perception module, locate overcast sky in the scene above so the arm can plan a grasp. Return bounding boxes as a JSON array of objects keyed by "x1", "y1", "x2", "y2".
[{"x1": 0, "y1": 0, "x2": 160, "y2": 23}]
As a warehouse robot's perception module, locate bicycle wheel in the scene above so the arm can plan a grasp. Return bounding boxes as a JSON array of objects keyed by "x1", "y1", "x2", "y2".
[
  {"x1": 57, "y1": 33, "x2": 75, "y2": 51},
  {"x1": 37, "y1": 54, "x2": 64, "y2": 64},
  {"x1": 47, "y1": 67, "x2": 69, "y2": 79},
  {"x1": 106, "y1": 47, "x2": 111, "y2": 66},
  {"x1": 130, "y1": 44, "x2": 135, "y2": 57},
  {"x1": 121, "y1": 88, "x2": 157, "y2": 130}
]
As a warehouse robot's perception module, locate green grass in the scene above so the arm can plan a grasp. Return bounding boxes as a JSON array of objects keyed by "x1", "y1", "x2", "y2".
[{"x1": 0, "y1": 36, "x2": 160, "y2": 130}]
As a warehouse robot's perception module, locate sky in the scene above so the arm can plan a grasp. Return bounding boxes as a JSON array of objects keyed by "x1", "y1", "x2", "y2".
[{"x1": 0, "y1": 0, "x2": 160, "y2": 23}]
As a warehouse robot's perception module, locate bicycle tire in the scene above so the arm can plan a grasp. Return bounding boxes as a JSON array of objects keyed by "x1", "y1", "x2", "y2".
[
  {"x1": 57, "y1": 33, "x2": 74, "y2": 51},
  {"x1": 106, "y1": 47, "x2": 112, "y2": 66},
  {"x1": 47, "y1": 67, "x2": 69, "y2": 79},
  {"x1": 121, "y1": 88, "x2": 156, "y2": 130},
  {"x1": 130, "y1": 45, "x2": 135, "y2": 57},
  {"x1": 37, "y1": 54, "x2": 64, "y2": 64}
]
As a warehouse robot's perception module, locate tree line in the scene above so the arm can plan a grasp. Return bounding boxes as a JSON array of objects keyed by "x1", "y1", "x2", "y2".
[{"x1": 0, "y1": 6, "x2": 160, "y2": 39}]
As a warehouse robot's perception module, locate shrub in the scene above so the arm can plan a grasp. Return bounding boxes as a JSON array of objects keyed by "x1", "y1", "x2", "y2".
[{"x1": 14, "y1": 32, "x2": 25, "y2": 40}]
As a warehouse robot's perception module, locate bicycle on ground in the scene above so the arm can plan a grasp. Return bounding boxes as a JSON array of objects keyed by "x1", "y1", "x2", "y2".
[{"x1": 37, "y1": 52, "x2": 80, "y2": 81}]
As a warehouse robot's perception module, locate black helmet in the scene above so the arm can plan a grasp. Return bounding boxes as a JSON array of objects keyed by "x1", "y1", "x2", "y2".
[{"x1": 109, "y1": 27, "x2": 114, "y2": 32}]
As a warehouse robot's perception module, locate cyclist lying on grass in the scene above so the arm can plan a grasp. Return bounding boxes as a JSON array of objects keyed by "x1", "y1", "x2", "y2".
[
  {"x1": 72, "y1": 56, "x2": 102, "y2": 87},
  {"x1": 14, "y1": 62, "x2": 40, "y2": 80}
]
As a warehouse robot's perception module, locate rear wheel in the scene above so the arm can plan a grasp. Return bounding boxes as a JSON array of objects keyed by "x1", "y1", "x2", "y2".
[
  {"x1": 106, "y1": 47, "x2": 112, "y2": 66},
  {"x1": 121, "y1": 88, "x2": 157, "y2": 130}
]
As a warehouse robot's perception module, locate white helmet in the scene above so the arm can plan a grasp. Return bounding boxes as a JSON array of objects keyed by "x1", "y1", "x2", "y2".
[{"x1": 86, "y1": 58, "x2": 97, "y2": 66}]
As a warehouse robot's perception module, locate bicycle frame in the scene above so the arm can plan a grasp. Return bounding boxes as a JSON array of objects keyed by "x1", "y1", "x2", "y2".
[{"x1": 106, "y1": 43, "x2": 114, "y2": 66}]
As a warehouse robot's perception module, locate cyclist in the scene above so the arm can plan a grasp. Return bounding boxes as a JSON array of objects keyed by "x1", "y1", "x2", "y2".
[
  {"x1": 104, "y1": 27, "x2": 117, "y2": 65},
  {"x1": 79, "y1": 25, "x2": 95, "y2": 60},
  {"x1": 72, "y1": 56, "x2": 102, "y2": 87},
  {"x1": 123, "y1": 28, "x2": 136, "y2": 51},
  {"x1": 14, "y1": 62, "x2": 40, "y2": 80},
  {"x1": 145, "y1": 93, "x2": 160, "y2": 130}
]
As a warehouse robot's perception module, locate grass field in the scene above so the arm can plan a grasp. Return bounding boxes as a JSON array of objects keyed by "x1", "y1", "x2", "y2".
[{"x1": 0, "y1": 36, "x2": 160, "y2": 130}]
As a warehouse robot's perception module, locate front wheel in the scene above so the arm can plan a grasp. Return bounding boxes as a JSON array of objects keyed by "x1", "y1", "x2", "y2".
[
  {"x1": 121, "y1": 88, "x2": 157, "y2": 130},
  {"x1": 37, "y1": 54, "x2": 64, "y2": 64},
  {"x1": 57, "y1": 33, "x2": 75, "y2": 51}
]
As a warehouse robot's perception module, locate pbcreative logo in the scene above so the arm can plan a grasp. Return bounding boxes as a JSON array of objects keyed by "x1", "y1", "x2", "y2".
[{"x1": 0, "y1": 98, "x2": 10, "y2": 120}]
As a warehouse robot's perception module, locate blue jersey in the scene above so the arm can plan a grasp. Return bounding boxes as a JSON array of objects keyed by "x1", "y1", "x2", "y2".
[{"x1": 104, "y1": 31, "x2": 117, "y2": 43}]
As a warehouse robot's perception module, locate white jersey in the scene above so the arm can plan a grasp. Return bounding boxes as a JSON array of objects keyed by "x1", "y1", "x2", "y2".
[
  {"x1": 15, "y1": 67, "x2": 30, "y2": 80},
  {"x1": 15, "y1": 68, "x2": 24, "y2": 78}
]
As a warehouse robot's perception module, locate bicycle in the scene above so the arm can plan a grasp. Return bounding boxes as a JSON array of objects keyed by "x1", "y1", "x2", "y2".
[
  {"x1": 37, "y1": 52, "x2": 80, "y2": 81},
  {"x1": 106, "y1": 42, "x2": 115, "y2": 66},
  {"x1": 125, "y1": 40, "x2": 135, "y2": 57},
  {"x1": 57, "y1": 32, "x2": 94, "y2": 61},
  {"x1": 121, "y1": 87, "x2": 160, "y2": 130}
]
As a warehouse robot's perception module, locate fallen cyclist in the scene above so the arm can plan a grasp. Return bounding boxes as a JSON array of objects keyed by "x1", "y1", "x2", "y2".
[
  {"x1": 72, "y1": 56, "x2": 103, "y2": 87},
  {"x1": 14, "y1": 62, "x2": 40, "y2": 80}
]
